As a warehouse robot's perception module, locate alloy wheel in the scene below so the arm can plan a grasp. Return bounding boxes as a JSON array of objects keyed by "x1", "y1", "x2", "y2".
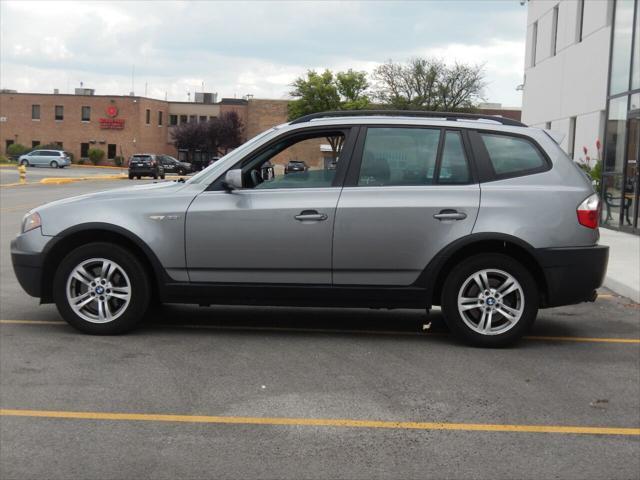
[
  {"x1": 456, "y1": 268, "x2": 525, "y2": 336},
  {"x1": 66, "y1": 258, "x2": 132, "y2": 323}
]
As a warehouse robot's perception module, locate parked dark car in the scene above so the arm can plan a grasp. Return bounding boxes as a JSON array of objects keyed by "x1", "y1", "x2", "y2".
[
  {"x1": 128, "y1": 154, "x2": 165, "y2": 180},
  {"x1": 159, "y1": 155, "x2": 192, "y2": 175},
  {"x1": 284, "y1": 160, "x2": 308, "y2": 174}
]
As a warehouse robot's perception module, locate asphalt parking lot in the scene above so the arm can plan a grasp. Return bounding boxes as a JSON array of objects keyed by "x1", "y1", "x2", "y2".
[{"x1": 1, "y1": 174, "x2": 639, "y2": 479}]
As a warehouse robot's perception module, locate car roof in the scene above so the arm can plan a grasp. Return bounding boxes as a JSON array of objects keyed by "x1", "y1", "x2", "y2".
[
  {"x1": 289, "y1": 110, "x2": 525, "y2": 127},
  {"x1": 283, "y1": 110, "x2": 531, "y2": 136}
]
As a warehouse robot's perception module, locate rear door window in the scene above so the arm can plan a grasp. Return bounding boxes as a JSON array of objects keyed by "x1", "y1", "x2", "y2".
[
  {"x1": 358, "y1": 127, "x2": 440, "y2": 186},
  {"x1": 480, "y1": 133, "x2": 547, "y2": 177},
  {"x1": 438, "y1": 131, "x2": 471, "y2": 184}
]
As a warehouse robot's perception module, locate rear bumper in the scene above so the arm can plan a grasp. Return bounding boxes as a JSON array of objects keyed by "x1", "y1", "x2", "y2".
[
  {"x1": 129, "y1": 167, "x2": 156, "y2": 176},
  {"x1": 537, "y1": 244, "x2": 609, "y2": 307}
]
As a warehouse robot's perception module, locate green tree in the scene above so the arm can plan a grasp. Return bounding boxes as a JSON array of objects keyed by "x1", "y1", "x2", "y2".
[
  {"x1": 288, "y1": 69, "x2": 371, "y2": 156},
  {"x1": 336, "y1": 69, "x2": 370, "y2": 110},
  {"x1": 88, "y1": 148, "x2": 105, "y2": 165},
  {"x1": 7, "y1": 143, "x2": 28, "y2": 157},
  {"x1": 287, "y1": 69, "x2": 370, "y2": 120},
  {"x1": 373, "y1": 58, "x2": 485, "y2": 111}
]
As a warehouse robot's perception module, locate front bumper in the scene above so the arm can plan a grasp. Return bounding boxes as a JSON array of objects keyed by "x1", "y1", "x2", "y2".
[
  {"x1": 11, "y1": 228, "x2": 55, "y2": 299},
  {"x1": 537, "y1": 244, "x2": 609, "y2": 307},
  {"x1": 11, "y1": 240, "x2": 45, "y2": 297}
]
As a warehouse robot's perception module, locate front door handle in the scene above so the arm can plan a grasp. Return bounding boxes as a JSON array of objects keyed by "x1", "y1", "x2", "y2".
[
  {"x1": 434, "y1": 209, "x2": 467, "y2": 221},
  {"x1": 295, "y1": 210, "x2": 328, "y2": 221}
]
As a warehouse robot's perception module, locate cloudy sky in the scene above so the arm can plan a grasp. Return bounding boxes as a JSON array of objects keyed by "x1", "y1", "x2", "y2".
[{"x1": 0, "y1": 1, "x2": 527, "y2": 106}]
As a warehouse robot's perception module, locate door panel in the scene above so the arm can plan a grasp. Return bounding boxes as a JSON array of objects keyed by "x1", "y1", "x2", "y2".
[
  {"x1": 185, "y1": 188, "x2": 341, "y2": 283},
  {"x1": 333, "y1": 185, "x2": 480, "y2": 285}
]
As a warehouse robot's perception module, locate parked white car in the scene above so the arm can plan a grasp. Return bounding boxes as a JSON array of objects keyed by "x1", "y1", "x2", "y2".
[{"x1": 19, "y1": 150, "x2": 71, "y2": 168}]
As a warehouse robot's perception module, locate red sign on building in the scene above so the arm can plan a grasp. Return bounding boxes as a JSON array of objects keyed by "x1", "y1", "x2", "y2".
[{"x1": 99, "y1": 118, "x2": 125, "y2": 129}]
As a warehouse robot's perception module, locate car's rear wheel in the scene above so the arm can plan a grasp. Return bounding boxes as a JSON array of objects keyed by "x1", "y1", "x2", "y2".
[
  {"x1": 20, "y1": 160, "x2": 29, "y2": 167},
  {"x1": 50, "y1": 160, "x2": 59, "y2": 168},
  {"x1": 160, "y1": 173, "x2": 165, "y2": 180},
  {"x1": 128, "y1": 173, "x2": 134, "y2": 179},
  {"x1": 53, "y1": 243, "x2": 150, "y2": 334},
  {"x1": 441, "y1": 253, "x2": 538, "y2": 347},
  {"x1": 136, "y1": 175, "x2": 141, "y2": 180}
]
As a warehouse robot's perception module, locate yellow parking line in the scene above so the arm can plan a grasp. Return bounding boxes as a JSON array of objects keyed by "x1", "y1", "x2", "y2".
[
  {"x1": 1, "y1": 408, "x2": 638, "y2": 436},
  {"x1": 0, "y1": 204, "x2": 37, "y2": 213},
  {"x1": 0, "y1": 320, "x2": 65, "y2": 325},
  {"x1": 1, "y1": 319, "x2": 639, "y2": 344},
  {"x1": 524, "y1": 335, "x2": 640, "y2": 344}
]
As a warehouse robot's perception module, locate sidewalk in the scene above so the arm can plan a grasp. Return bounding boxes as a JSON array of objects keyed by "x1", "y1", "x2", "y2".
[{"x1": 599, "y1": 227, "x2": 640, "y2": 303}]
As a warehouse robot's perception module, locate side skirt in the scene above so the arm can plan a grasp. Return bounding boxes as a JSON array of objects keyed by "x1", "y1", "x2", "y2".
[{"x1": 161, "y1": 283, "x2": 429, "y2": 309}]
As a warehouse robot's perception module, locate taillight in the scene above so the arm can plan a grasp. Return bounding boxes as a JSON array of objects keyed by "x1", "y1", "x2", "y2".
[{"x1": 577, "y1": 193, "x2": 600, "y2": 229}]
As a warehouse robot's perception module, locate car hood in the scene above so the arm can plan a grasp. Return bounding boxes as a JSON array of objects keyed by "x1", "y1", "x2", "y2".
[{"x1": 33, "y1": 181, "x2": 186, "y2": 213}]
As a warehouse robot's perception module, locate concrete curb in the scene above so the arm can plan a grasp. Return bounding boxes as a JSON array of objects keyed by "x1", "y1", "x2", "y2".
[
  {"x1": 70, "y1": 164, "x2": 126, "y2": 170},
  {"x1": 603, "y1": 277, "x2": 640, "y2": 304},
  {"x1": 599, "y1": 228, "x2": 640, "y2": 303},
  {"x1": 40, "y1": 175, "x2": 127, "y2": 184}
]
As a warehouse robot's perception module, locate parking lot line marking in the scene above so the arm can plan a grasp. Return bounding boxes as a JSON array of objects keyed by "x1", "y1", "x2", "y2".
[
  {"x1": 0, "y1": 203, "x2": 37, "y2": 212},
  {"x1": 523, "y1": 335, "x2": 640, "y2": 344},
  {"x1": 0, "y1": 320, "x2": 640, "y2": 345},
  {"x1": 1, "y1": 408, "x2": 638, "y2": 436},
  {"x1": 2, "y1": 319, "x2": 640, "y2": 344},
  {"x1": 0, "y1": 320, "x2": 66, "y2": 325}
]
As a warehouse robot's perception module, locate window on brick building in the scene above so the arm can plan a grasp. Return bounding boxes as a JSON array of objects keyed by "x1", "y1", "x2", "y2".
[
  {"x1": 80, "y1": 143, "x2": 89, "y2": 158},
  {"x1": 179, "y1": 115, "x2": 187, "y2": 124},
  {"x1": 146, "y1": 109, "x2": 151, "y2": 124},
  {"x1": 169, "y1": 115, "x2": 178, "y2": 126},
  {"x1": 81, "y1": 106, "x2": 91, "y2": 121},
  {"x1": 107, "y1": 144, "x2": 116, "y2": 159},
  {"x1": 5, "y1": 140, "x2": 14, "y2": 153},
  {"x1": 55, "y1": 105, "x2": 64, "y2": 121},
  {"x1": 32, "y1": 140, "x2": 40, "y2": 148},
  {"x1": 158, "y1": 111, "x2": 163, "y2": 126},
  {"x1": 32, "y1": 105, "x2": 40, "y2": 120}
]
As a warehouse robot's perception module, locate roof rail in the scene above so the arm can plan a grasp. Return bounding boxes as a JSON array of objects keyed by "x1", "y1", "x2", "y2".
[{"x1": 289, "y1": 110, "x2": 526, "y2": 127}]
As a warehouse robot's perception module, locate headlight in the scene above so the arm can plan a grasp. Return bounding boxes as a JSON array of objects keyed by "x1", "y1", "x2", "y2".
[{"x1": 22, "y1": 211, "x2": 41, "y2": 233}]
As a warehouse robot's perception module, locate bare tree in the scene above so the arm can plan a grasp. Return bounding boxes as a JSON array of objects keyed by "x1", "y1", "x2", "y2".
[{"x1": 373, "y1": 58, "x2": 485, "y2": 111}]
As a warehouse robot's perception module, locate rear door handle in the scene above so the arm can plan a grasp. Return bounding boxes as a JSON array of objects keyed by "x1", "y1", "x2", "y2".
[
  {"x1": 434, "y1": 209, "x2": 467, "y2": 221},
  {"x1": 295, "y1": 210, "x2": 328, "y2": 221}
]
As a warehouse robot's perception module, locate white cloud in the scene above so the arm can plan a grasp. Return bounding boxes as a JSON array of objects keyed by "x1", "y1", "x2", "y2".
[{"x1": 0, "y1": 0, "x2": 527, "y2": 106}]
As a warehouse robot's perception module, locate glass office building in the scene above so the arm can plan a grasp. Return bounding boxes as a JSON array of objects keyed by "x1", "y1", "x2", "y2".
[{"x1": 602, "y1": 0, "x2": 640, "y2": 232}]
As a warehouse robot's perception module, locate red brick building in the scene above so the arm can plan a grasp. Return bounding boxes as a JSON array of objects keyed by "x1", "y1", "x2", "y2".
[{"x1": 0, "y1": 90, "x2": 521, "y2": 166}]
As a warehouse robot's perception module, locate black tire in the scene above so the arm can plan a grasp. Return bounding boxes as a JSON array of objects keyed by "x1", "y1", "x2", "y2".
[
  {"x1": 160, "y1": 174, "x2": 165, "y2": 180},
  {"x1": 50, "y1": 161, "x2": 59, "y2": 168},
  {"x1": 128, "y1": 173, "x2": 134, "y2": 180},
  {"x1": 137, "y1": 176, "x2": 141, "y2": 180},
  {"x1": 178, "y1": 168, "x2": 185, "y2": 176},
  {"x1": 153, "y1": 172, "x2": 158, "y2": 179},
  {"x1": 441, "y1": 253, "x2": 539, "y2": 348},
  {"x1": 53, "y1": 242, "x2": 151, "y2": 335},
  {"x1": 20, "y1": 160, "x2": 29, "y2": 167}
]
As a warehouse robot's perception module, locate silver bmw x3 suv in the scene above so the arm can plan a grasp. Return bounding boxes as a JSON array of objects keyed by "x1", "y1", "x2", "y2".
[{"x1": 11, "y1": 111, "x2": 609, "y2": 346}]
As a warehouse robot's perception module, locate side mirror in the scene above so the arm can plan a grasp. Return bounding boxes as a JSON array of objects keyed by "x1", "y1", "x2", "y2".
[{"x1": 222, "y1": 169, "x2": 243, "y2": 192}]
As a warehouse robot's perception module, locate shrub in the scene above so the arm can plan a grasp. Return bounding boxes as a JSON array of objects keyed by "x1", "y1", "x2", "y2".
[
  {"x1": 0, "y1": 154, "x2": 13, "y2": 164},
  {"x1": 88, "y1": 148, "x2": 105, "y2": 165},
  {"x1": 78, "y1": 159, "x2": 86, "y2": 165},
  {"x1": 114, "y1": 155, "x2": 124, "y2": 167},
  {"x1": 7, "y1": 143, "x2": 28, "y2": 157}
]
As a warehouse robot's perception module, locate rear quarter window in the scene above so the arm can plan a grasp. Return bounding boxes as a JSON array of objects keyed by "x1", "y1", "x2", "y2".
[{"x1": 480, "y1": 133, "x2": 547, "y2": 177}]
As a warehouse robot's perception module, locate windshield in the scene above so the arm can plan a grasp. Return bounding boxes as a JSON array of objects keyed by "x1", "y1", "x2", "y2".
[{"x1": 186, "y1": 127, "x2": 280, "y2": 185}]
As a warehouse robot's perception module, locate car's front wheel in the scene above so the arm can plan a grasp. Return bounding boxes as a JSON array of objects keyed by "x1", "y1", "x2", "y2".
[
  {"x1": 53, "y1": 242, "x2": 150, "y2": 334},
  {"x1": 20, "y1": 160, "x2": 29, "y2": 167},
  {"x1": 441, "y1": 254, "x2": 538, "y2": 347},
  {"x1": 50, "y1": 160, "x2": 59, "y2": 168}
]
